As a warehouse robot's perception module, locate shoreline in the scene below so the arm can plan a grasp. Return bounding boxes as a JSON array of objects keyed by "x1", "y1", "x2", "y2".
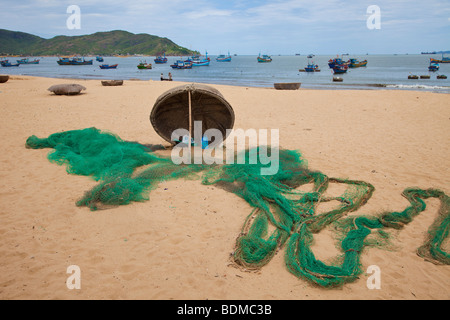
[{"x1": 2, "y1": 74, "x2": 450, "y2": 93}]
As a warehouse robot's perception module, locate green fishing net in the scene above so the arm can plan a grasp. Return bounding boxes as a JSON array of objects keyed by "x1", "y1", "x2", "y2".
[{"x1": 25, "y1": 127, "x2": 450, "y2": 288}]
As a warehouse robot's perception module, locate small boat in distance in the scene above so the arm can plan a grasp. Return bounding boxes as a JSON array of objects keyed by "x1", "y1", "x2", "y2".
[
  {"x1": 430, "y1": 55, "x2": 450, "y2": 63},
  {"x1": 137, "y1": 61, "x2": 152, "y2": 69},
  {"x1": 154, "y1": 53, "x2": 168, "y2": 64},
  {"x1": 216, "y1": 52, "x2": 232, "y2": 62},
  {"x1": 307, "y1": 54, "x2": 314, "y2": 58},
  {"x1": 96, "y1": 56, "x2": 104, "y2": 62},
  {"x1": 57, "y1": 57, "x2": 93, "y2": 65},
  {"x1": 99, "y1": 64, "x2": 118, "y2": 69},
  {"x1": 257, "y1": 54, "x2": 272, "y2": 63},
  {"x1": 1, "y1": 61, "x2": 19, "y2": 67},
  {"x1": 301, "y1": 62, "x2": 320, "y2": 72},
  {"x1": 428, "y1": 62, "x2": 439, "y2": 71},
  {"x1": 348, "y1": 58, "x2": 368, "y2": 68},
  {"x1": 408, "y1": 74, "x2": 419, "y2": 79},
  {"x1": 333, "y1": 65, "x2": 348, "y2": 74},
  {"x1": 17, "y1": 58, "x2": 40, "y2": 64},
  {"x1": 170, "y1": 60, "x2": 193, "y2": 69},
  {"x1": 70, "y1": 57, "x2": 93, "y2": 65},
  {"x1": 191, "y1": 52, "x2": 210, "y2": 66},
  {"x1": 328, "y1": 57, "x2": 348, "y2": 68}
]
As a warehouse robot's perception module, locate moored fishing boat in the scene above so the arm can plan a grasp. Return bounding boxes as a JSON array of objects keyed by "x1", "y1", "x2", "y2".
[
  {"x1": 57, "y1": 57, "x2": 71, "y2": 65},
  {"x1": 191, "y1": 52, "x2": 210, "y2": 66},
  {"x1": 257, "y1": 54, "x2": 272, "y2": 63},
  {"x1": 328, "y1": 58, "x2": 347, "y2": 68},
  {"x1": 170, "y1": 60, "x2": 193, "y2": 69},
  {"x1": 428, "y1": 62, "x2": 439, "y2": 71},
  {"x1": 430, "y1": 55, "x2": 450, "y2": 63},
  {"x1": 1, "y1": 61, "x2": 19, "y2": 67},
  {"x1": 333, "y1": 65, "x2": 348, "y2": 74},
  {"x1": 137, "y1": 61, "x2": 152, "y2": 69},
  {"x1": 57, "y1": 57, "x2": 93, "y2": 65},
  {"x1": 348, "y1": 58, "x2": 368, "y2": 68},
  {"x1": 99, "y1": 64, "x2": 118, "y2": 69},
  {"x1": 69, "y1": 57, "x2": 93, "y2": 65},
  {"x1": 216, "y1": 52, "x2": 232, "y2": 62},
  {"x1": 17, "y1": 58, "x2": 40, "y2": 64},
  {"x1": 96, "y1": 56, "x2": 104, "y2": 62},
  {"x1": 154, "y1": 53, "x2": 168, "y2": 64},
  {"x1": 303, "y1": 62, "x2": 320, "y2": 72},
  {"x1": 191, "y1": 59, "x2": 210, "y2": 66}
]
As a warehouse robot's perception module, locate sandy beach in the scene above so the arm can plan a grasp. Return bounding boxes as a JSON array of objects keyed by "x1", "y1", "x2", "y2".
[{"x1": 0, "y1": 75, "x2": 449, "y2": 300}]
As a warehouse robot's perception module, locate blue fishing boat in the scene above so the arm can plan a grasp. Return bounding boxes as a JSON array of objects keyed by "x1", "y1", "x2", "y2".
[
  {"x1": 137, "y1": 61, "x2": 152, "y2": 69},
  {"x1": 333, "y1": 65, "x2": 348, "y2": 74},
  {"x1": 1, "y1": 61, "x2": 19, "y2": 67},
  {"x1": 70, "y1": 57, "x2": 93, "y2": 65},
  {"x1": 303, "y1": 62, "x2": 320, "y2": 72},
  {"x1": 428, "y1": 62, "x2": 439, "y2": 71},
  {"x1": 57, "y1": 57, "x2": 71, "y2": 65},
  {"x1": 257, "y1": 54, "x2": 272, "y2": 63},
  {"x1": 328, "y1": 58, "x2": 348, "y2": 68},
  {"x1": 17, "y1": 58, "x2": 40, "y2": 64},
  {"x1": 57, "y1": 57, "x2": 93, "y2": 65},
  {"x1": 154, "y1": 53, "x2": 168, "y2": 64},
  {"x1": 170, "y1": 60, "x2": 193, "y2": 69},
  {"x1": 191, "y1": 52, "x2": 210, "y2": 66},
  {"x1": 96, "y1": 56, "x2": 104, "y2": 62},
  {"x1": 216, "y1": 52, "x2": 231, "y2": 62},
  {"x1": 430, "y1": 55, "x2": 450, "y2": 64},
  {"x1": 348, "y1": 58, "x2": 367, "y2": 68},
  {"x1": 99, "y1": 64, "x2": 118, "y2": 69}
]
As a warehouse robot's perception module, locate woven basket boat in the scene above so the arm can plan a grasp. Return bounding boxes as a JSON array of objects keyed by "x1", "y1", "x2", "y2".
[
  {"x1": 101, "y1": 80, "x2": 123, "y2": 86},
  {"x1": 150, "y1": 84, "x2": 235, "y2": 145},
  {"x1": 0, "y1": 75, "x2": 9, "y2": 83},
  {"x1": 48, "y1": 84, "x2": 86, "y2": 95},
  {"x1": 274, "y1": 83, "x2": 301, "y2": 90}
]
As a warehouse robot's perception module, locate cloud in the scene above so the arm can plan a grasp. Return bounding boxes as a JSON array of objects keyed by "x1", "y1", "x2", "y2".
[
  {"x1": 0, "y1": 0, "x2": 449, "y2": 54},
  {"x1": 184, "y1": 9, "x2": 235, "y2": 20}
]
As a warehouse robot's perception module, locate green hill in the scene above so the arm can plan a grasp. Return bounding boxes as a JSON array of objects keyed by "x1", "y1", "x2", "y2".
[{"x1": 0, "y1": 29, "x2": 197, "y2": 56}]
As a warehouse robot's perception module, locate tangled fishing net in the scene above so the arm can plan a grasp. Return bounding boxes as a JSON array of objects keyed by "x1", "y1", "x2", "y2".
[{"x1": 25, "y1": 127, "x2": 450, "y2": 288}]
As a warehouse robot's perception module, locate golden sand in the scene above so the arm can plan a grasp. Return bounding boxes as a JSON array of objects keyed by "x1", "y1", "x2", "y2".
[{"x1": 0, "y1": 76, "x2": 449, "y2": 299}]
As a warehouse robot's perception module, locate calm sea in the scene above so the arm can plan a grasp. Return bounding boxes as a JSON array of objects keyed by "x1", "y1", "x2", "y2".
[{"x1": 2, "y1": 54, "x2": 449, "y2": 93}]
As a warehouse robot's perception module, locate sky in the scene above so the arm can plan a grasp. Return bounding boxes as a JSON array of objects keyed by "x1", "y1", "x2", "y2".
[{"x1": 1, "y1": 0, "x2": 449, "y2": 55}]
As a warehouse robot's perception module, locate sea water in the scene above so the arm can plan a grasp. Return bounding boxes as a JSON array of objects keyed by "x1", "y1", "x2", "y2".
[{"x1": 2, "y1": 54, "x2": 449, "y2": 93}]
